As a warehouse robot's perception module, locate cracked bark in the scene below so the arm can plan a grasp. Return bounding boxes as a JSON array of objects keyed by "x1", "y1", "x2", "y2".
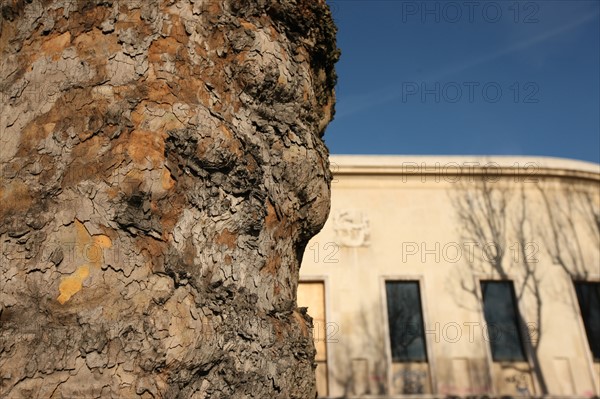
[{"x1": 0, "y1": 1, "x2": 338, "y2": 397}]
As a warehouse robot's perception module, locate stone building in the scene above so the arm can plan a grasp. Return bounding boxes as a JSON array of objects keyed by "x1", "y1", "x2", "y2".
[{"x1": 299, "y1": 155, "x2": 600, "y2": 398}]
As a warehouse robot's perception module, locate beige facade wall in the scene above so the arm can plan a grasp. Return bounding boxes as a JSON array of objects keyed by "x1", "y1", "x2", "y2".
[{"x1": 299, "y1": 155, "x2": 600, "y2": 398}]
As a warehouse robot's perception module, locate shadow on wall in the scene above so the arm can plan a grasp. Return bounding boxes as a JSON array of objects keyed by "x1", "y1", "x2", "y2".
[
  {"x1": 327, "y1": 304, "x2": 390, "y2": 397},
  {"x1": 447, "y1": 178, "x2": 600, "y2": 396}
]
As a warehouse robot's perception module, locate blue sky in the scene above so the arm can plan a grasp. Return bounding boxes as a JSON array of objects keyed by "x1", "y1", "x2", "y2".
[{"x1": 324, "y1": 0, "x2": 600, "y2": 163}]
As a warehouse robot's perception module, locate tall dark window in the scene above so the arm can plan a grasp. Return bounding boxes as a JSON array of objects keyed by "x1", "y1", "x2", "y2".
[
  {"x1": 574, "y1": 282, "x2": 600, "y2": 361},
  {"x1": 386, "y1": 281, "x2": 427, "y2": 362},
  {"x1": 480, "y1": 281, "x2": 527, "y2": 362}
]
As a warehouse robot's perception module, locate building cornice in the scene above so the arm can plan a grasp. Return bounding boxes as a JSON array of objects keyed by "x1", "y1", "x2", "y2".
[{"x1": 329, "y1": 155, "x2": 600, "y2": 182}]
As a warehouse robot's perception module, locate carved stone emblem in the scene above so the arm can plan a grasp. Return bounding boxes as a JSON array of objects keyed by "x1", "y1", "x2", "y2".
[{"x1": 332, "y1": 209, "x2": 371, "y2": 247}]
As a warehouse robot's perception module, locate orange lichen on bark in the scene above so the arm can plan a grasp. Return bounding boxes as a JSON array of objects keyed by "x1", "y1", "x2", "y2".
[
  {"x1": 293, "y1": 310, "x2": 309, "y2": 338},
  {"x1": 40, "y1": 31, "x2": 71, "y2": 60},
  {"x1": 148, "y1": 37, "x2": 182, "y2": 63},
  {"x1": 17, "y1": 119, "x2": 54, "y2": 155},
  {"x1": 219, "y1": 125, "x2": 244, "y2": 158},
  {"x1": 262, "y1": 253, "x2": 281, "y2": 275},
  {"x1": 167, "y1": 14, "x2": 189, "y2": 45},
  {"x1": 144, "y1": 80, "x2": 178, "y2": 104},
  {"x1": 265, "y1": 199, "x2": 292, "y2": 241},
  {"x1": 57, "y1": 265, "x2": 90, "y2": 304},
  {"x1": 159, "y1": 204, "x2": 184, "y2": 240},
  {"x1": 135, "y1": 235, "x2": 168, "y2": 272},
  {"x1": 161, "y1": 168, "x2": 175, "y2": 190},
  {"x1": 265, "y1": 200, "x2": 279, "y2": 230},
  {"x1": 239, "y1": 20, "x2": 257, "y2": 31},
  {"x1": 125, "y1": 130, "x2": 167, "y2": 167},
  {"x1": 0, "y1": 181, "x2": 33, "y2": 216},
  {"x1": 215, "y1": 229, "x2": 237, "y2": 249},
  {"x1": 57, "y1": 220, "x2": 112, "y2": 304},
  {"x1": 73, "y1": 29, "x2": 121, "y2": 70}
]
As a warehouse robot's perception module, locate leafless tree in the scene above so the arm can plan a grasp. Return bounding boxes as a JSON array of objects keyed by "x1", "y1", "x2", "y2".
[
  {"x1": 537, "y1": 181, "x2": 600, "y2": 280},
  {"x1": 450, "y1": 178, "x2": 548, "y2": 395},
  {"x1": 327, "y1": 304, "x2": 392, "y2": 397}
]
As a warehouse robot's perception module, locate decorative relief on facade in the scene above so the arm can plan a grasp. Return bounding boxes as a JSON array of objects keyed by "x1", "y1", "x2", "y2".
[{"x1": 332, "y1": 209, "x2": 371, "y2": 247}]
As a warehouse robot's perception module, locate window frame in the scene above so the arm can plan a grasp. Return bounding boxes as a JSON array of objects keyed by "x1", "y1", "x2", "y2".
[
  {"x1": 573, "y1": 280, "x2": 600, "y2": 362},
  {"x1": 385, "y1": 280, "x2": 429, "y2": 363},
  {"x1": 479, "y1": 280, "x2": 528, "y2": 363},
  {"x1": 380, "y1": 275, "x2": 437, "y2": 393},
  {"x1": 299, "y1": 275, "x2": 332, "y2": 397}
]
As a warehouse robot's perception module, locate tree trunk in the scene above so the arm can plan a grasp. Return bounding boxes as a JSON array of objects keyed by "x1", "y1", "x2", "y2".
[{"x1": 0, "y1": 1, "x2": 338, "y2": 397}]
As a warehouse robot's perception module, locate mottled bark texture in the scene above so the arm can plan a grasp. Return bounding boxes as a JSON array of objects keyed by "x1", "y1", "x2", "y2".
[{"x1": 0, "y1": 1, "x2": 338, "y2": 397}]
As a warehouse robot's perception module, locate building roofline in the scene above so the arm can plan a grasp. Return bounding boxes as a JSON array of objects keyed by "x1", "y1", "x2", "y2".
[{"x1": 329, "y1": 155, "x2": 600, "y2": 182}]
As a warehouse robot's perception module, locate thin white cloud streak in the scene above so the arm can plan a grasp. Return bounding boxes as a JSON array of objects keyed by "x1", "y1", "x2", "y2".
[
  {"x1": 428, "y1": 10, "x2": 600, "y2": 81},
  {"x1": 335, "y1": 10, "x2": 599, "y2": 120}
]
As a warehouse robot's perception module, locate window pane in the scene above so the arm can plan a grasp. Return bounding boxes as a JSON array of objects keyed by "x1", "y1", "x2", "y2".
[
  {"x1": 480, "y1": 281, "x2": 527, "y2": 362},
  {"x1": 574, "y1": 282, "x2": 600, "y2": 361},
  {"x1": 386, "y1": 281, "x2": 427, "y2": 362}
]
